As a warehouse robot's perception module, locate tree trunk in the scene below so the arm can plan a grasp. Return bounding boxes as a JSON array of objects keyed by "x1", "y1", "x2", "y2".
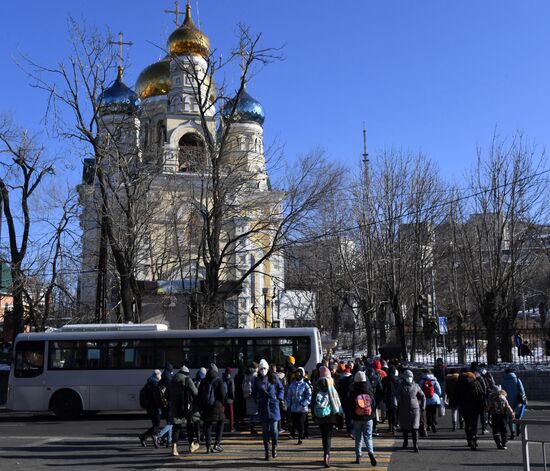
[
  {"x1": 499, "y1": 320, "x2": 513, "y2": 363},
  {"x1": 391, "y1": 295, "x2": 407, "y2": 360},
  {"x1": 331, "y1": 305, "x2": 340, "y2": 341},
  {"x1": 456, "y1": 315, "x2": 466, "y2": 365},
  {"x1": 377, "y1": 303, "x2": 387, "y2": 346},
  {"x1": 411, "y1": 302, "x2": 419, "y2": 362},
  {"x1": 360, "y1": 299, "x2": 374, "y2": 358}
]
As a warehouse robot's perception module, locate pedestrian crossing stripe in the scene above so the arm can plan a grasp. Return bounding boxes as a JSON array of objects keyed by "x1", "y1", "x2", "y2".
[{"x1": 160, "y1": 436, "x2": 395, "y2": 469}]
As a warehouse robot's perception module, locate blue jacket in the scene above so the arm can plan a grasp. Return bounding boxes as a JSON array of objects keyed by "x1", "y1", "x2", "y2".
[
  {"x1": 253, "y1": 375, "x2": 284, "y2": 422},
  {"x1": 286, "y1": 379, "x2": 312, "y2": 413},
  {"x1": 502, "y1": 372, "x2": 525, "y2": 409},
  {"x1": 418, "y1": 374, "x2": 442, "y2": 406}
]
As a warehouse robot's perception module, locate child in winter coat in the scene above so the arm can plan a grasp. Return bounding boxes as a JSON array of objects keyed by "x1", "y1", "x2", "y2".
[
  {"x1": 418, "y1": 369, "x2": 442, "y2": 433},
  {"x1": 487, "y1": 386, "x2": 515, "y2": 450}
]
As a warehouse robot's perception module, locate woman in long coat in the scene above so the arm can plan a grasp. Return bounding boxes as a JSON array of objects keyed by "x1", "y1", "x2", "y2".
[
  {"x1": 396, "y1": 369, "x2": 426, "y2": 453},
  {"x1": 253, "y1": 359, "x2": 285, "y2": 461}
]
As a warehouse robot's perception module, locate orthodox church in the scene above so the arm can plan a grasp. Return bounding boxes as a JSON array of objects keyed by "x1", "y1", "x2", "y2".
[{"x1": 78, "y1": 3, "x2": 289, "y2": 329}]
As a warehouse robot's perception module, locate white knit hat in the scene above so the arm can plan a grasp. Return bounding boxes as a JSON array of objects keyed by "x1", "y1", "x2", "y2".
[{"x1": 259, "y1": 359, "x2": 269, "y2": 370}]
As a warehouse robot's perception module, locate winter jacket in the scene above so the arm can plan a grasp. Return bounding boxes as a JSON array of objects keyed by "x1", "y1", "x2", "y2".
[
  {"x1": 335, "y1": 373, "x2": 354, "y2": 410},
  {"x1": 502, "y1": 372, "x2": 526, "y2": 409},
  {"x1": 372, "y1": 359, "x2": 387, "y2": 379},
  {"x1": 222, "y1": 372, "x2": 235, "y2": 405},
  {"x1": 487, "y1": 389, "x2": 514, "y2": 417},
  {"x1": 366, "y1": 367, "x2": 384, "y2": 403},
  {"x1": 169, "y1": 370, "x2": 199, "y2": 425},
  {"x1": 197, "y1": 369, "x2": 226, "y2": 423},
  {"x1": 312, "y1": 377, "x2": 343, "y2": 425},
  {"x1": 349, "y1": 381, "x2": 376, "y2": 421},
  {"x1": 418, "y1": 373, "x2": 442, "y2": 406},
  {"x1": 286, "y1": 378, "x2": 312, "y2": 413},
  {"x1": 396, "y1": 381, "x2": 426, "y2": 430},
  {"x1": 243, "y1": 370, "x2": 259, "y2": 416},
  {"x1": 456, "y1": 372, "x2": 485, "y2": 415},
  {"x1": 382, "y1": 373, "x2": 400, "y2": 409},
  {"x1": 445, "y1": 373, "x2": 460, "y2": 409},
  {"x1": 142, "y1": 374, "x2": 164, "y2": 411},
  {"x1": 433, "y1": 363, "x2": 447, "y2": 386},
  {"x1": 253, "y1": 375, "x2": 284, "y2": 422}
]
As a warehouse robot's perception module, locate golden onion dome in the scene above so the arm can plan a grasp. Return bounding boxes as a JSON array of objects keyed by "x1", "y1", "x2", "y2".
[
  {"x1": 167, "y1": 3, "x2": 210, "y2": 59},
  {"x1": 135, "y1": 57, "x2": 172, "y2": 100}
]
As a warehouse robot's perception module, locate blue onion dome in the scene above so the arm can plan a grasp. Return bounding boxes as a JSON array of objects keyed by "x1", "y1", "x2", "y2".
[
  {"x1": 167, "y1": 3, "x2": 210, "y2": 59},
  {"x1": 100, "y1": 67, "x2": 138, "y2": 113},
  {"x1": 222, "y1": 89, "x2": 265, "y2": 126},
  {"x1": 135, "y1": 57, "x2": 172, "y2": 100}
]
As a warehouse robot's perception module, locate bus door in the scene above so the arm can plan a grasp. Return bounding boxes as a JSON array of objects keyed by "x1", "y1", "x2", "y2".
[{"x1": 12, "y1": 340, "x2": 47, "y2": 410}]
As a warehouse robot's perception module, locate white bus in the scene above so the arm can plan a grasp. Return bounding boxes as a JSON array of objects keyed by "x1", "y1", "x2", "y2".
[{"x1": 7, "y1": 325, "x2": 322, "y2": 418}]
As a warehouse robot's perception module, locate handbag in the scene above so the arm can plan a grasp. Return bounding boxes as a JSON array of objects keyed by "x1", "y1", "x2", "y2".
[{"x1": 438, "y1": 402, "x2": 446, "y2": 418}]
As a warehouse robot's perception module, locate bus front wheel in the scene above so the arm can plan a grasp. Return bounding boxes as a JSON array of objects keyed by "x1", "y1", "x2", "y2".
[{"x1": 51, "y1": 389, "x2": 83, "y2": 419}]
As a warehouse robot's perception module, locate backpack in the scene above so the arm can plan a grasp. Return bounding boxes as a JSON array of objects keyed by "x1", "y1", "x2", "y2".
[
  {"x1": 154, "y1": 384, "x2": 169, "y2": 408},
  {"x1": 242, "y1": 376, "x2": 253, "y2": 399},
  {"x1": 200, "y1": 380, "x2": 217, "y2": 408},
  {"x1": 139, "y1": 383, "x2": 150, "y2": 409},
  {"x1": 355, "y1": 393, "x2": 373, "y2": 416},
  {"x1": 422, "y1": 379, "x2": 435, "y2": 399},
  {"x1": 313, "y1": 390, "x2": 332, "y2": 418}
]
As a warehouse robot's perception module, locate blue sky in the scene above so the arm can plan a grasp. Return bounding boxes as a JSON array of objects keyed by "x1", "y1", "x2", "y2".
[{"x1": 1, "y1": 1, "x2": 550, "y2": 185}]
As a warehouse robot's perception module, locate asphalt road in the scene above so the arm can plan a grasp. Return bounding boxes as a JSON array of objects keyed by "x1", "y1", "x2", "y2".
[{"x1": 0, "y1": 408, "x2": 547, "y2": 471}]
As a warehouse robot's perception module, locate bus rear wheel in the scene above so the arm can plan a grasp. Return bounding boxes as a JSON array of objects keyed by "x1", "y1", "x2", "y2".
[{"x1": 51, "y1": 389, "x2": 83, "y2": 419}]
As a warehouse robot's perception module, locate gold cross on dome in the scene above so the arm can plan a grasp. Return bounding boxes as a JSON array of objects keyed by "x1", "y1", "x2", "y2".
[
  {"x1": 165, "y1": 0, "x2": 186, "y2": 27},
  {"x1": 109, "y1": 32, "x2": 133, "y2": 72}
]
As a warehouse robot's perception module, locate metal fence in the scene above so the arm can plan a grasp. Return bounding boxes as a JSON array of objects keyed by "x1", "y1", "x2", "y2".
[{"x1": 403, "y1": 328, "x2": 550, "y2": 365}]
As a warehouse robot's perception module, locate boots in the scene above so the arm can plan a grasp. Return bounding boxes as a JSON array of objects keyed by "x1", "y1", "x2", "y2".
[
  {"x1": 494, "y1": 435, "x2": 503, "y2": 449},
  {"x1": 324, "y1": 453, "x2": 331, "y2": 468},
  {"x1": 264, "y1": 440, "x2": 270, "y2": 461},
  {"x1": 171, "y1": 443, "x2": 179, "y2": 456},
  {"x1": 402, "y1": 430, "x2": 409, "y2": 449},
  {"x1": 272, "y1": 439, "x2": 278, "y2": 458},
  {"x1": 452, "y1": 421, "x2": 456, "y2": 431},
  {"x1": 412, "y1": 430, "x2": 419, "y2": 453},
  {"x1": 368, "y1": 452, "x2": 377, "y2": 466}
]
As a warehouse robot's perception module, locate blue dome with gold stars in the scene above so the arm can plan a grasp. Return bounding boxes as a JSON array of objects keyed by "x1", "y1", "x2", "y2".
[
  {"x1": 222, "y1": 89, "x2": 265, "y2": 126},
  {"x1": 101, "y1": 68, "x2": 138, "y2": 113}
]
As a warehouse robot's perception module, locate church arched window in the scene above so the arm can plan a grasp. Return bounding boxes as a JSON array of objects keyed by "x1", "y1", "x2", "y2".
[
  {"x1": 172, "y1": 96, "x2": 183, "y2": 113},
  {"x1": 178, "y1": 133, "x2": 205, "y2": 172}
]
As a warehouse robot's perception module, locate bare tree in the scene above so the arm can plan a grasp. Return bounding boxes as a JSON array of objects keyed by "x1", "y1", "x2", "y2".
[
  {"x1": 454, "y1": 136, "x2": 547, "y2": 363},
  {"x1": 0, "y1": 117, "x2": 54, "y2": 337}
]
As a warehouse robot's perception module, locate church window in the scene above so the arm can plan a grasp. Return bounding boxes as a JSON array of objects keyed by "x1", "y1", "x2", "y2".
[
  {"x1": 156, "y1": 121, "x2": 167, "y2": 147},
  {"x1": 175, "y1": 77, "x2": 181, "y2": 86},
  {"x1": 143, "y1": 124, "x2": 149, "y2": 148},
  {"x1": 178, "y1": 133, "x2": 205, "y2": 172},
  {"x1": 172, "y1": 96, "x2": 183, "y2": 113},
  {"x1": 184, "y1": 97, "x2": 191, "y2": 112}
]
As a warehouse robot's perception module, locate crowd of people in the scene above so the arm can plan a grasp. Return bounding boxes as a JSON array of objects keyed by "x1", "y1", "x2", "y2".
[{"x1": 137, "y1": 355, "x2": 527, "y2": 467}]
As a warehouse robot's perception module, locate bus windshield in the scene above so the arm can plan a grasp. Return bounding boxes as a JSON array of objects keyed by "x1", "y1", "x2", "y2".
[{"x1": 14, "y1": 341, "x2": 45, "y2": 378}]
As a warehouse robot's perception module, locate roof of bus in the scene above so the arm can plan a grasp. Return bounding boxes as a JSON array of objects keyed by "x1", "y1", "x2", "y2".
[{"x1": 14, "y1": 327, "x2": 319, "y2": 342}]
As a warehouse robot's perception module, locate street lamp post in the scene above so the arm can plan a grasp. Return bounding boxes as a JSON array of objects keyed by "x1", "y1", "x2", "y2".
[{"x1": 262, "y1": 287, "x2": 269, "y2": 328}]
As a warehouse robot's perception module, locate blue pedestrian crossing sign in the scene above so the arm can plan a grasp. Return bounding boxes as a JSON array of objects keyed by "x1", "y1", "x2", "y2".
[{"x1": 438, "y1": 316, "x2": 448, "y2": 335}]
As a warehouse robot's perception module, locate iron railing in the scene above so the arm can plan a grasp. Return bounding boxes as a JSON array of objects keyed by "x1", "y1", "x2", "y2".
[
  {"x1": 403, "y1": 328, "x2": 550, "y2": 365},
  {"x1": 515, "y1": 418, "x2": 550, "y2": 471}
]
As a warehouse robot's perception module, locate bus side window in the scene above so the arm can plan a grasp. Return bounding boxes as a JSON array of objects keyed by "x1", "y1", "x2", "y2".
[{"x1": 14, "y1": 341, "x2": 45, "y2": 378}]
